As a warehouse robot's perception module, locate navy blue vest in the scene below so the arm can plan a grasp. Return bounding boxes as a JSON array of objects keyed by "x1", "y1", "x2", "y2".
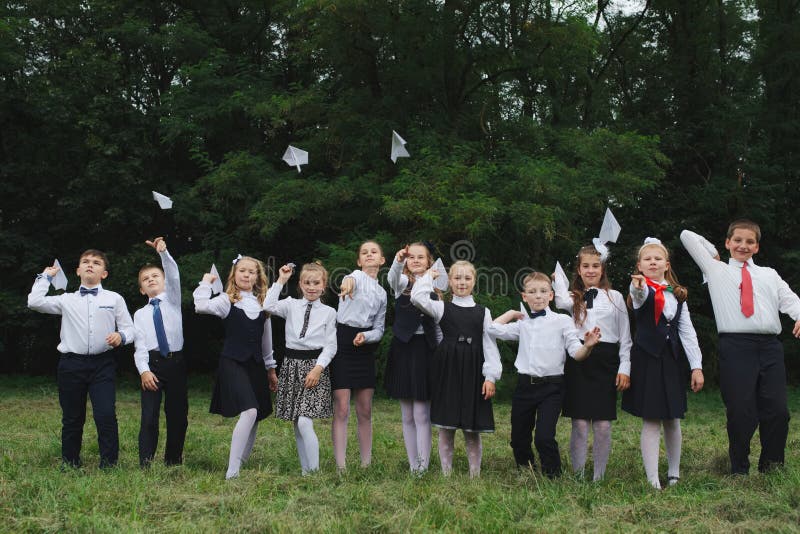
[
  {"x1": 221, "y1": 306, "x2": 266, "y2": 363},
  {"x1": 633, "y1": 288, "x2": 685, "y2": 360},
  {"x1": 393, "y1": 291, "x2": 438, "y2": 348}
]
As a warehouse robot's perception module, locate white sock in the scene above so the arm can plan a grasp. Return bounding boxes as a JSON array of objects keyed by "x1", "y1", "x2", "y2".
[
  {"x1": 641, "y1": 419, "x2": 662, "y2": 489},
  {"x1": 570, "y1": 419, "x2": 590, "y2": 475},
  {"x1": 413, "y1": 401, "x2": 432, "y2": 471},
  {"x1": 226, "y1": 408, "x2": 257, "y2": 479},
  {"x1": 663, "y1": 419, "x2": 682, "y2": 483},
  {"x1": 592, "y1": 420, "x2": 612, "y2": 481}
]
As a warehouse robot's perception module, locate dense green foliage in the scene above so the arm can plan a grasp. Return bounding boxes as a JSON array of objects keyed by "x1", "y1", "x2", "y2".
[
  {"x1": 1, "y1": 1, "x2": 799, "y2": 378},
  {"x1": 1, "y1": 376, "x2": 799, "y2": 531}
]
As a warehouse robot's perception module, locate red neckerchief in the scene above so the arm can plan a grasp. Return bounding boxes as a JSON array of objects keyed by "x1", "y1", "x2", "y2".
[{"x1": 644, "y1": 277, "x2": 668, "y2": 324}]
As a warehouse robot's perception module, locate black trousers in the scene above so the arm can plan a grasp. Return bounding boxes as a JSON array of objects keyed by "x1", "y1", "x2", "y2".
[
  {"x1": 510, "y1": 376, "x2": 564, "y2": 477},
  {"x1": 719, "y1": 334, "x2": 790, "y2": 474},
  {"x1": 139, "y1": 352, "x2": 188, "y2": 466},
  {"x1": 57, "y1": 352, "x2": 118, "y2": 468}
]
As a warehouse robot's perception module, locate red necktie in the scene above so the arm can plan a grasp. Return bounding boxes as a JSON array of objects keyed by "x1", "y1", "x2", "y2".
[
  {"x1": 740, "y1": 263, "x2": 754, "y2": 317},
  {"x1": 644, "y1": 277, "x2": 666, "y2": 324}
]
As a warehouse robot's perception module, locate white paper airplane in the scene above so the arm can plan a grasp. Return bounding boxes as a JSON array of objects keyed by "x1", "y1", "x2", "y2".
[
  {"x1": 152, "y1": 191, "x2": 173, "y2": 209},
  {"x1": 52, "y1": 259, "x2": 68, "y2": 291},
  {"x1": 282, "y1": 145, "x2": 308, "y2": 173},
  {"x1": 598, "y1": 208, "x2": 621, "y2": 244},
  {"x1": 431, "y1": 258, "x2": 449, "y2": 291},
  {"x1": 390, "y1": 130, "x2": 410, "y2": 163},
  {"x1": 553, "y1": 261, "x2": 569, "y2": 296},
  {"x1": 209, "y1": 263, "x2": 224, "y2": 295}
]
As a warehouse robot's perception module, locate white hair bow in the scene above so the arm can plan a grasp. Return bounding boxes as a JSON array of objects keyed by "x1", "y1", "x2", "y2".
[
  {"x1": 232, "y1": 254, "x2": 243, "y2": 265},
  {"x1": 643, "y1": 237, "x2": 662, "y2": 245}
]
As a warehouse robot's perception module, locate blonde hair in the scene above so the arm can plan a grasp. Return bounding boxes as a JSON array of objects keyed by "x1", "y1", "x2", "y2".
[
  {"x1": 570, "y1": 245, "x2": 612, "y2": 327},
  {"x1": 449, "y1": 260, "x2": 477, "y2": 279},
  {"x1": 225, "y1": 256, "x2": 268, "y2": 305},
  {"x1": 631, "y1": 243, "x2": 687, "y2": 303},
  {"x1": 402, "y1": 242, "x2": 434, "y2": 287},
  {"x1": 522, "y1": 271, "x2": 552, "y2": 288},
  {"x1": 299, "y1": 261, "x2": 329, "y2": 298}
]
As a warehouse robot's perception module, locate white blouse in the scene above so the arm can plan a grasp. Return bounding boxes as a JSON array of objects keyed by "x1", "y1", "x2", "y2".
[{"x1": 336, "y1": 269, "x2": 387, "y2": 344}]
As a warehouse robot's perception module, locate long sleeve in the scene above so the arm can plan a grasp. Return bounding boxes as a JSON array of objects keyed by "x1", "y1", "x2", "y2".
[
  {"x1": 27, "y1": 274, "x2": 64, "y2": 315},
  {"x1": 677, "y1": 303, "x2": 703, "y2": 370},
  {"x1": 680, "y1": 229, "x2": 721, "y2": 275},
  {"x1": 161, "y1": 250, "x2": 181, "y2": 306},
  {"x1": 263, "y1": 282, "x2": 290, "y2": 318},
  {"x1": 481, "y1": 309, "x2": 502, "y2": 382},
  {"x1": 563, "y1": 322, "x2": 585, "y2": 359},
  {"x1": 316, "y1": 310, "x2": 338, "y2": 368},
  {"x1": 486, "y1": 320, "x2": 521, "y2": 341},
  {"x1": 777, "y1": 275, "x2": 800, "y2": 321},
  {"x1": 114, "y1": 295, "x2": 135, "y2": 345},
  {"x1": 362, "y1": 296, "x2": 386, "y2": 344},
  {"x1": 387, "y1": 258, "x2": 409, "y2": 298},
  {"x1": 629, "y1": 283, "x2": 647, "y2": 309},
  {"x1": 553, "y1": 284, "x2": 574, "y2": 313},
  {"x1": 613, "y1": 291, "x2": 633, "y2": 375},
  {"x1": 193, "y1": 282, "x2": 231, "y2": 318},
  {"x1": 133, "y1": 323, "x2": 151, "y2": 374},
  {"x1": 261, "y1": 316, "x2": 276, "y2": 369},
  {"x1": 409, "y1": 273, "x2": 444, "y2": 323}
]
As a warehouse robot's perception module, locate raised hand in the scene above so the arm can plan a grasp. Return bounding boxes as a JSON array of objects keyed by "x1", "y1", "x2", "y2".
[
  {"x1": 395, "y1": 245, "x2": 409, "y2": 263},
  {"x1": 43, "y1": 263, "x2": 60, "y2": 278},
  {"x1": 278, "y1": 264, "x2": 294, "y2": 284},
  {"x1": 631, "y1": 274, "x2": 646, "y2": 290},
  {"x1": 201, "y1": 273, "x2": 217, "y2": 285},
  {"x1": 583, "y1": 326, "x2": 602, "y2": 347},
  {"x1": 145, "y1": 237, "x2": 167, "y2": 253},
  {"x1": 339, "y1": 277, "x2": 355, "y2": 300}
]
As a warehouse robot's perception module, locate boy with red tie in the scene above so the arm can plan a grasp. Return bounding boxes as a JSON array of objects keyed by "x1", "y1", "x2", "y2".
[
  {"x1": 28, "y1": 250, "x2": 135, "y2": 468},
  {"x1": 681, "y1": 220, "x2": 800, "y2": 474}
]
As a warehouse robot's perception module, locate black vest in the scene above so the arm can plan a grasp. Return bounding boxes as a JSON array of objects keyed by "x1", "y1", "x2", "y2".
[
  {"x1": 221, "y1": 306, "x2": 266, "y2": 363},
  {"x1": 393, "y1": 291, "x2": 439, "y2": 348},
  {"x1": 633, "y1": 289, "x2": 685, "y2": 360}
]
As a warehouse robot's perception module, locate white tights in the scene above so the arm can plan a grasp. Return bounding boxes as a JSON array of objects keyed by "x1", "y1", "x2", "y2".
[
  {"x1": 438, "y1": 429, "x2": 483, "y2": 478},
  {"x1": 294, "y1": 416, "x2": 320, "y2": 475},
  {"x1": 569, "y1": 419, "x2": 613, "y2": 481},
  {"x1": 641, "y1": 418, "x2": 682, "y2": 489},
  {"x1": 332, "y1": 388, "x2": 373, "y2": 469},
  {"x1": 399, "y1": 400, "x2": 432, "y2": 472},
  {"x1": 226, "y1": 408, "x2": 258, "y2": 479}
]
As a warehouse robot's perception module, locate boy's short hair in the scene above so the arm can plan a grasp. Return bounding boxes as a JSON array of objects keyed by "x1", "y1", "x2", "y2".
[
  {"x1": 79, "y1": 249, "x2": 110, "y2": 271},
  {"x1": 727, "y1": 219, "x2": 761, "y2": 242},
  {"x1": 138, "y1": 264, "x2": 164, "y2": 282},
  {"x1": 521, "y1": 271, "x2": 552, "y2": 289}
]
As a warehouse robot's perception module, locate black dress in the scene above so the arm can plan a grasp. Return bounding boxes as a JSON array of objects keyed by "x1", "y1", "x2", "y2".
[
  {"x1": 429, "y1": 302, "x2": 494, "y2": 433},
  {"x1": 384, "y1": 292, "x2": 438, "y2": 400}
]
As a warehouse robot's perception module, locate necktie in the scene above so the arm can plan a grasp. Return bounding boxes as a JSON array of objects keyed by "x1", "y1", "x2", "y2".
[
  {"x1": 528, "y1": 309, "x2": 546, "y2": 319},
  {"x1": 299, "y1": 302, "x2": 313, "y2": 338},
  {"x1": 583, "y1": 288, "x2": 598, "y2": 309},
  {"x1": 79, "y1": 287, "x2": 98, "y2": 297},
  {"x1": 150, "y1": 298, "x2": 170, "y2": 356},
  {"x1": 740, "y1": 263, "x2": 754, "y2": 318},
  {"x1": 644, "y1": 278, "x2": 668, "y2": 325}
]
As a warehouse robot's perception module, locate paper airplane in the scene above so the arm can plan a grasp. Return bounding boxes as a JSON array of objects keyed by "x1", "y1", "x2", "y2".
[
  {"x1": 390, "y1": 130, "x2": 410, "y2": 163},
  {"x1": 431, "y1": 258, "x2": 449, "y2": 292},
  {"x1": 209, "y1": 264, "x2": 224, "y2": 295},
  {"x1": 52, "y1": 259, "x2": 68, "y2": 291},
  {"x1": 152, "y1": 191, "x2": 173, "y2": 209},
  {"x1": 553, "y1": 261, "x2": 569, "y2": 296},
  {"x1": 598, "y1": 208, "x2": 621, "y2": 244},
  {"x1": 519, "y1": 301, "x2": 529, "y2": 320},
  {"x1": 282, "y1": 145, "x2": 308, "y2": 173}
]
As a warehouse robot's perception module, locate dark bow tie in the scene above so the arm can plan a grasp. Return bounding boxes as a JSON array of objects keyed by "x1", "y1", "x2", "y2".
[
  {"x1": 583, "y1": 288, "x2": 598, "y2": 309},
  {"x1": 79, "y1": 287, "x2": 98, "y2": 297},
  {"x1": 528, "y1": 309, "x2": 546, "y2": 319}
]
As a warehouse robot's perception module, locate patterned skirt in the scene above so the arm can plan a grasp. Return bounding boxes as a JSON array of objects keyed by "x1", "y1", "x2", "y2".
[{"x1": 275, "y1": 357, "x2": 333, "y2": 421}]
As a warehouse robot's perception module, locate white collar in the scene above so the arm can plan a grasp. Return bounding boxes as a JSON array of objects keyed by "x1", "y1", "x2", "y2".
[{"x1": 452, "y1": 294, "x2": 475, "y2": 306}]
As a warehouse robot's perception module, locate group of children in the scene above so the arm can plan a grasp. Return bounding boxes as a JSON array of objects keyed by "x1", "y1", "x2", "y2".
[{"x1": 27, "y1": 220, "x2": 800, "y2": 488}]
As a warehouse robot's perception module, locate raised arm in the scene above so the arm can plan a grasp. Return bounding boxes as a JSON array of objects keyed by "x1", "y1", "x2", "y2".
[
  {"x1": 409, "y1": 272, "x2": 444, "y2": 323},
  {"x1": 193, "y1": 279, "x2": 231, "y2": 318},
  {"x1": 27, "y1": 266, "x2": 64, "y2": 315},
  {"x1": 680, "y1": 229, "x2": 721, "y2": 274},
  {"x1": 161, "y1": 250, "x2": 181, "y2": 305},
  {"x1": 387, "y1": 257, "x2": 409, "y2": 297}
]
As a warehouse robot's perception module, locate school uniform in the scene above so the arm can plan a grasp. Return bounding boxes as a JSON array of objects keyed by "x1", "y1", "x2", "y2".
[
  {"x1": 682, "y1": 229, "x2": 800, "y2": 473},
  {"x1": 384, "y1": 259, "x2": 441, "y2": 400},
  {"x1": 264, "y1": 282, "x2": 337, "y2": 421},
  {"x1": 28, "y1": 276, "x2": 134, "y2": 468},
  {"x1": 331, "y1": 269, "x2": 387, "y2": 390},
  {"x1": 133, "y1": 250, "x2": 188, "y2": 466},
  {"x1": 555, "y1": 287, "x2": 632, "y2": 420},
  {"x1": 410, "y1": 273, "x2": 502, "y2": 433},
  {"x1": 488, "y1": 309, "x2": 585, "y2": 477},
  {"x1": 621, "y1": 282, "x2": 702, "y2": 419},
  {"x1": 193, "y1": 284, "x2": 276, "y2": 421}
]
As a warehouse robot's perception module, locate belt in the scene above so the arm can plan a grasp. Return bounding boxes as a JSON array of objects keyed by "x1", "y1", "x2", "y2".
[
  {"x1": 519, "y1": 374, "x2": 563, "y2": 385},
  {"x1": 285, "y1": 348, "x2": 323, "y2": 360},
  {"x1": 149, "y1": 350, "x2": 183, "y2": 360},
  {"x1": 62, "y1": 351, "x2": 113, "y2": 358}
]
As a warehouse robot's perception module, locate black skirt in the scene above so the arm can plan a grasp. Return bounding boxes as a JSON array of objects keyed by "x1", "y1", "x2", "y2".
[
  {"x1": 330, "y1": 323, "x2": 378, "y2": 390},
  {"x1": 384, "y1": 334, "x2": 433, "y2": 401},
  {"x1": 563, "y1": 342, "x2": 621, "y2": 420},
  {"x1": 210, "y1": 356, "x2": 272, "y2": 421},
  {"x1": 622, "y1": 343, "x2": 688, "y2": 419}
]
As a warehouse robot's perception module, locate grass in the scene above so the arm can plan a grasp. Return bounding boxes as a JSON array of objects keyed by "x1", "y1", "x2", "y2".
[{"x1": 1, "y1": 375, "x2": 799, "y2": 533}]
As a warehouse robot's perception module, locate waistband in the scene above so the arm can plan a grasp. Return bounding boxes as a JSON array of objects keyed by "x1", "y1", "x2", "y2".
[
  {"x1": 149, "y1": 350, "x2": 183, "y2": 360},
  {"x1": 285, "y1": 348, "x2": 323, "y2": 360},
  {"x1": 337, "y1": 323, "x2": 371, "y2": 333},
  {"x1": 518, "y1": 374, "x2": 564, "y2": 385},
  {"x1": 61, "y1": 351, "x2": 113, "y2": 358},
  {"x1": 719, "y1": 332, "x2": 778, "y2": 340}
]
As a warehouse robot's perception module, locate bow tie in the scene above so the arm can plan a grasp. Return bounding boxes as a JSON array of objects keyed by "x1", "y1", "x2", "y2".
[
  {"x1": 528, "y1": 309, "x2": 546, "y2": 319},
  {"x1": 79, "y1": 287, "x2": 98, "y2": 297},
  {"x1": 583, "y1": 288, "x2": 598, "y2": 309}
]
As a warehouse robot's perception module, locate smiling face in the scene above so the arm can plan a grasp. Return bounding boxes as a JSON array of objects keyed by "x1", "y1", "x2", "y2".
[
  {"x1": 138, "y1": 267, "x2": 165, "y2": 298},
  {"x1": 522, "y1": 279, "x2": 554, "y2": 312},
  {"x1": 725, "y1": 228, "x2": 759, "y2": 263},
  {"x1": 76, "y1": 254, "x2": 108, "y2": 287},
  {"x1": 233, "y1": 259, "x2": 259, "y2": 292},
  {"x1": 577, "y1": 252, "x2": 603, "y2": 288},
  {"x1": 357, "y1": 241, "x2": 385, "y2": 270},
  {"x1": 449, "y1": 264, "x2": 476, "y2": 297},
  {"x1": 405, "y1": 244, "x2": 430, "y2": 275},
  {"x1": 637, "y1": 244, "x2": 670, "y2": 281},
  {"x1": 300, "y1": 272, "x2": 325, "y2": 301}
]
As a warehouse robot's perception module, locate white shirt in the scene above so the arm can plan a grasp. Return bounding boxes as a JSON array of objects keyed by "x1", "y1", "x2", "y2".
[
  {"x1": 388, "y1": 258, "x2": 442, "y2": 340},
  {"x1": 133, "y1": 250, "x2": 185, "y2": 375},
  {"x1": 554, "y1": 286, "x2": 633, "y2": 375},
  {"x1": 336, "y1": 269, "x2": 387, "y2": 343},
  {"x1": 409, "y1": 273, "x2": 502, "y2": 383},
  {"x1": 28, "y1": 277, "x2": 134, "y2": 355},
  {"x1": 193, "y1": 283, "x2": 275, "y2": 369},
  {"x1": 487, "y1": 309, "x2": 583, "y2": 377},
  {"x1": 263, "y1": 282, "x2": 337, "y2": 368},
  {"x1": 681, "y1": 229, "x2": 800, "y2": 334},
  {"x1": 629, "y1": 281, "x2": 703, "y2": 370}
]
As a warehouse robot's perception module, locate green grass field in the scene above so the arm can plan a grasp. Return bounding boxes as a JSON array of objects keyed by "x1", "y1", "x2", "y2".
[{"x1": 1, "y1": 375, "x2": 799, "y2": 533}]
